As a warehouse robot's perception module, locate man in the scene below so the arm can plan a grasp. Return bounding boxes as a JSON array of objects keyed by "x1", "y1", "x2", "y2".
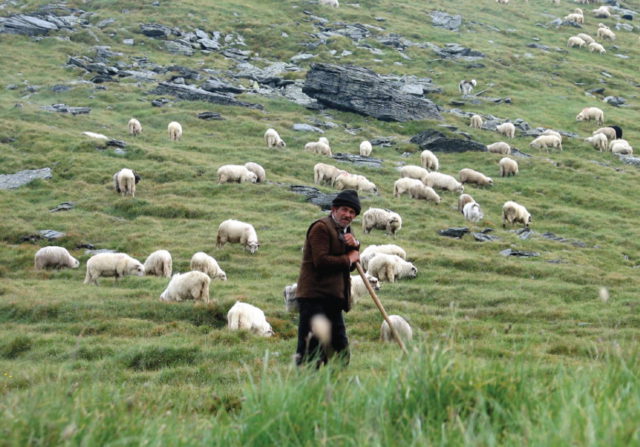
[{"x1": 294, "y1": 189, "x2": 361, "y2": 367}]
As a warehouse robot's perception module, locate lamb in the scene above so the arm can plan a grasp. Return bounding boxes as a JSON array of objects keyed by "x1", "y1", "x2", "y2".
[
  {"x1": 400, "y1": 165, "x2": 429, "y2": 183},
  {"x1": 168, "y1": 121, "x2": 182, "y2": 141},
  {"x1": 577, "y1": 33, "x2": 595, "y2": 44},
  {"x1": 596, "y1": 27, "x2": 616, "y2": 41},
  {"x1": 360, "y1": 244, "x2": 407, "y2": 270},
  {"x1": 143, "y1": 250, "x2": 172, "y2": 278},
  {"x1": 496, "y1": 122, "x2": 516, "y2": 138},
  {"x1": 459, "y1": 168, "x2": 493, "y2": 187},
  {"x1": 217, "y1": 164, "x2": 258, "y2": 184},
  {"x1": 458, "y1": 193, "x2": 476, "y2": 213},
  {"x1": 334, "y1": 172, "x2": 377, "y2": 193},
  {"x1": 366, "y1": 253, "x2": 417, "y2": 283},
  {"x1": 424, "y1": 172, "x2": 464, "y2": 193},
  {"x1": 487, "y1": 141, "x2": 511, "y2": 155},
  {"x1": 84, "y1": 253, "x2": 144, "y2": 285},
  {"x1": 244, "y1": 162, "x2": 266, "y2": 183},
  {"x1": 305, "y1": 141, "x2": 332, "y2": 156},
  {"x1": 585, "y1": 133, "x2": 608, "y2": 151},
  {"x1": 319, "y1": 0, "x2": 339, "y2": 7},
  {"x1": 362, "y1": 208, "x2": 403, "y2": 235},
  {"x1": 588, "y1": 42, "x2": 606, "y2": 54},
  {"x1": 529, "y1": 134, "x2": 562, "y2": 151},
  {"x1": 411, "y1": 178, "x2": 445, "y2": 202},
  {"x1": 380, "y1": 315, "x2": 413, "y2": 343},
  {"x1": 567, "y1": 36, "x2": 586, "y2": 48},
  {"x1": 359, "y1": 140, "x2": 373, "y2": 157},
  {"x1": 113, "y1": 168, "x2": 140, "y2": 197},
  {"x1": 190, "y1": 251, "x2": 227, "y2": 281},
  {"x1": 576, "y1": 107, "x2": 604, "y2": 125},
  {"x1": 592, "y1": 6, "x2": 611, "y2": 18},
  {"x1": 216, "y1": 219, "x2": 260, "y2": 254},
  {"x1": 609, "y1": 139, "x2": 633, "y2": 155},
  {"x1": 314, "y1": 163, "x2": 346, "y2": 186},
  {"x1": 458, "y1": 79, "x2": 477, "y2": 95},
  {"x1": 499, "y1": 157, "x2": 519, "y2": 177},
  {"x1": 502, "y1": 201, "x2": 532, "y2": 228},
  {"x1": 469, "y1": 114, "x2": 483, "y2": 129},
  {"x1": 592, "y1": 127, "x2": 617, "y2": 141},
  {"x1": 264, "y1": 128, "x2": 286, "y2": 148},
  {"x1": 34, "y1": 246, "x2": 80, "y2": 270},
  {"x1": 160, "y1": 271, "x2": 211, "y2": 303},
  {"x1": 128, "y1": 118, "x2": 142, "y2": 136},
  {"x1": 463, "y1": 201, "x2": 484, "y2": 223},
  {"x1": 227, "y1": 301, "x2": 273, "y2": 337},
  {"x1": 420, "y1": 150, "x2": 439, "y2": 171}
]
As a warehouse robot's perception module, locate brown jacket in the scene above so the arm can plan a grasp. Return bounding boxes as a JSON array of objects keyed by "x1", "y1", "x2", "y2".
[{"x1": 295, "y1": 215, "x2": 358, "y2": 307}]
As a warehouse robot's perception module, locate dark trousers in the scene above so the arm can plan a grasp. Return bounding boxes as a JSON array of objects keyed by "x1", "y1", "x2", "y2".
[{"x1": 295, "y1": 298, "x2": 350, "y2": 367}]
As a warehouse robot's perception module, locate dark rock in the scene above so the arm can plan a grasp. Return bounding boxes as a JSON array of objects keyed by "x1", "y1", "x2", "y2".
[
  {"x1": 39, "y1": 229, "x2": 66, "y2": 240},
  {"x1": 622, "y1": 14, "x2": 633, "y2": 20},
  {"x1": 473, "y1": 232, "x2": 499, "y2": 242},
  {"x1": 199, "y1": 38, "x2": 220, "y2": 51},
  {"x1": 41, "y1": 104, "x2": 91, "y2": 115},
  {"x1": 50, "y1": 202, "x2": 75, "y2": 212},
  {"x1": 0, "y1": 14, "x2": 60, "y2": 36},
  {"x1": 106, "y1": 139, "x2": 126, "y2": 148},
  {"x1": 370, "y1": 137, "x2": 395, "y2": 147},
  {"x1": 430, "y1": 11, "x2": 462, "y2": 31},
  {"x1": 151, "y1": 98, "x2": 171, "y2": 107},
  {"x1": 91, "y1": 74, "x2": 116, "y2": 83},
  {"x1": 303, "y1": 63, "x2": 442, "y2": 122},
  {"x1": 332, "y1": 153, "x2": 383, "y2": 168},
  {"x1": 540, "y1": 232, "x2": 587, "y2": 247},
  {"x1": 51, "y1": 84, "x2": 71, "y2": 93},
  {"x1": 167, "y1": 65, "x2": 200, "y2": 81},
  {"x1": 500, "y1": 249, "x2": 540, "y2": 257},
  {"x1": 290, "y1": 185, "x2": 337, "y2": 211},
  {"x1": 197, "y1": 111, "x2": 224, "y2": 120},
  {"x1": 588, "y1": 87, "x2": 606, "y2": 95},
  {"x1": 140, "y1": 23, "x2": 172, "y2": 39},
  {"x1": 0, "y1": 167, "x2": 52, "y2": 190},
  {"x1": 293, "y1": 123, "x2": 324, "y2": 133},
  {"x1": 149, "y1": 82, "x2": 263, "y2": 109},
  {"x1": 436, "y1": 43, "x2": 485, "y2": 60},
  {"x1": 222, "y1": 48, "x2": 251, "y2": 61},
  {"x1": 77, "y1": 243, "x2": 95, "y2": 250},
  {"x1": 410, "y1": 129, "x2": 486, "y2": 153},
  {"x1": 165, "y1": 40, "x2": 194, "y2": 56},
  {"x1": 67, "y1": 56, "x2": 88, "y2": 70},
  {"x1": 438, "y1": 227, "x2": 470, "y2": 238},
  {"x1": 96, "y1": 18, "x2": 115, "y2": 29},
  {"x1": 603, "y1": 96, "x2": 626, "y2": 107},
  {"x1": 517, "y1": 228, "x2": 534, "y2": 240},
  {"x1": 201, "y1": 78, "x2": 245, "y2": 94},
  {"x1": 617, "y1": 154, "x2": 640, "y2": 167}
]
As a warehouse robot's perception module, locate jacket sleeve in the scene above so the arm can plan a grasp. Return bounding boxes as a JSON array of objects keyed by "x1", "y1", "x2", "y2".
[{"x1": 308, "y1": 222, "x2": 351, "y2": 271}]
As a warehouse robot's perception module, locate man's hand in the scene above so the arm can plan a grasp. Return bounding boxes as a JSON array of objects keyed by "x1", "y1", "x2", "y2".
[
  {"x1": 347, "y1": 250, "x2": 360, "y2": 265},
  {"x1": 343, "y1": 233, "x2": 359, "y2": 248}
]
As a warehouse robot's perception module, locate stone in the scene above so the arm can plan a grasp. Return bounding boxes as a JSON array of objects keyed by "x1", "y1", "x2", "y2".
[
  {"x1": 472, "y1": 232, "x2": 499, "y2": 242},
  {"x1": 331, "y1": 153, "x2": 383, "y2": 168},
  {"x1": 436, "y1": 43, "x2": 485, "y2": 60},
  {"x1": 603, "y1": 96, "x2": 626, "y2": 106},
  {"x1": 370, "y1": 137, "x2": 395, "y2": 147},
  {"x1": 106, "y1": 139, "x2": 126, "y2": 148},
  {"x1": 410, "y1": 129, "x2": 486, "y2": 153},
  {"x1": 149, "y1": 82, "x2": 263, "y2": 109},
  {"x1": 39, "y1": 229, "x2": 66, "y2": 240},
  {"x1": 123, "y1": 38, "x2": 134, "y2": 45},
  {"x1": 50, "y1": 202, "x2": 75, "y2": 212},
  {"x1": 500, "y1": 249, "x2": 540, "y2": 257},
  {"x1": 0, "y1": 167, "x2": 52, "y2": 190},
  {"x1": 293, "y1": 123, "x2": 324, "y2": 133},
  {"x1": 140, "y1": 23, "x2": 172, "y2": 39},
  {"x1": 291, "y1": 53, "x2": 316, "y2": 62},
  {"x1": 197, "y1": 111, "x2": 224, "y2": 120},
  {"x1": 0, "y1": 14, "x2": 60, "y2": 36},
  {"x1": 41, "y1": 104, "x2": 91, "y2": 115},
  {"x1": 430, "y1": 11, "x2": 462, "y2": 31},
  {"x1": 616, "y1": 154, "x2": 640, "y2": 168},
  {"x1": 289, "y1": 185, "x2": 337, "y2": 211},
  {"x1": 85, "y1": 248, "x2": 118, "y2": 256},
  {"x1": 201, "y1": 78, "x2": 245, "y2": 94},
  {"x1": 165, "y1": 40, "x2": 194, "y2": 56},
  {"x1": 151, "y1": 98, "x2": 170, "y2": 107},
  {"x1": 438, "y1": 227, "x2": 470, "y2": 238}
]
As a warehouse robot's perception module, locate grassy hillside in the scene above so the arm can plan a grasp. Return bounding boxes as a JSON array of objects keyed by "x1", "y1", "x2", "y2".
[{"x1": 1, "y1": 0, "x2": 640, "y2": 444}]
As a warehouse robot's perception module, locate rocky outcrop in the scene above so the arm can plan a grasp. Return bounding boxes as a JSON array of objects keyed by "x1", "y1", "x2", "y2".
[
  {"x1": 0, "y1": 168, "x2": 52, "y2": 190},
  {"x1": 149, "y1": 82, "x2": 263, "y2": 109},
  {"x1": 0, "y1": 7, "x2": 85, "y2": 36},
  {"x1": 41, "y1": 104, "x2": 91, "y2": 115},
  {"x1": 410, "y1": 130, "x2": 486, "y2": 153},
  {"x1": 430, "y1": 11, "x2": 462, "y2": 31}
]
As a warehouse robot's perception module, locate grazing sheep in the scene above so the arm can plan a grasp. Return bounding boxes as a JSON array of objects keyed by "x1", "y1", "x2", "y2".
[
  {"x1": 334, "y1": 173, "x2": 377, "y2": 193},
  {"x1": 113, "y1": 168, "x2": 140, "y2": 197},
  {"x1": 216, "y1": 219, "x2": 260, "y2": 254},
  {"x1": 420, "y1": 150, "x2": 439, "y2": 171},
  {"x1": 190, "y1": 251, "x2": 227, "y2": 281},
  {"x1": 609, "y1": 139, "x2": 633, "y2": 155},
  {"x1": 244, "y1": 162, "x2": 266, "y2": 183},
  {"x1": 84, "y1": 253, "x2": 144, "y2": 285},
  {"x1": 487, "y1": 141, "x2": 511, "y2": 155},
  {"x1": 305, "y1": 141, "x2": 332, "y2": 156},
  {"x1": 588, "y1": 42, "x2": 606, "y2": 53},
  {"x1": 563, "y1": 12, "x2": 584, "y2": 24},
  {"x1": 362, "y1": 208, "x2": 403, "y2": 235},
  {"x1": 592, "y1": 5, "x2": 611, "y2": 18},
  {"x1": 380, "y1": 315, "x2": 413, "y2": 343},
  {"x1": 168, "y1": 121, "x2": 182, "y2": 141},
  {"x1": 409, "y1": 183, "x2": 441, "y2": 203},
  {"x1": 458, "y1": 193, "x2": 476, "y2": 213},
  {"x1": 542, "y1": 129, "x2": 563, "y2": 143},
  {"x1": 592, "y1": 127, "x2": 617, "y2": 140},
  {"x1": 359, "y1": 140, "x2": 373, "y2": 157},
  {"x1": 217, "y1": 164, "x2": 258, "y2": 184},
  {"x1": 128, "y1": 118, "x2": 142, "y2": 136},
  {"x1": 393, "y1": 177, "x2": 423, "y2": 198},
  {"x1": 496, "y1": 0, "x2": 509, "y2": 3},
  {"x1": 463, "y1": 201, "x2": 484, "y2": 223},
  {"x1": 264, "y1": 128, "x2": 286, "y2": 148},
  {"x1": 314, "y1": 163, "x2": 346, "y2": 186},
  {"x1": 610, "y1": 125, "x2": 623, "y2": 139},
  {"x1": 496, "y1": 122, "x2": 516, "y2": 138},
  {"x1": 499, "y1": 157, "x2": 519, "y2": 177},
  {"x1": 469, "y1": 114, "x2": 483, "y2": 129},
  {"x1": 577, "y1": 33, "x2": 595, "y2": 44},
  {"x1": 568, "y1": 36, "x2": 587, "y2": 48},
  {"x1": 318, "y1": 137, "x2": 330, "y2": 146},
  {"x1": 160, "y1": 271, "x2": 211, "y2": 303},
  {"x1": 227, "y1": 301, "x2": 273, "y2": 337},
  {"x1": 319, "y1": 0, "x2": 339, "y2": 7},
  {"x1": 502, "y1": 201, "x2": 532, "y2": 228},
  {"x1": 366, "y1": 253, "x2": 417, "y2": 283},
  {"x1": 284, "y1": 283, "x2": 299, "y2": 313},
  {"x1": 360, "y1": 244, "x2": 407, "y2": 270},
  {"x1": 143, "y1": 249, "x2": 172, "y2": 278},
  {"x1": 400, "y1": 165, "x2": 429, "y2": 183},
  {"x1": 459, "y1": 168, "x2": 493, "y2": 187},
  {"x1": 458, "y1": 79, "x2": 477, "y2": 95},
  {"x1": 34, "y1": 246, "x2": 80, "y2": 270},
  {"x1": 576, "y1": 107, "x2": 604, "y2": 125},
  {"x1": 424, "y1": 172, "x2": 464, "y2": 193},
  {"x1": 596, "y1": 27, "x2": 616, "y2": 41},
  {"x1": 529, "y1": 134, "x2": 563, "y2": 151},
  {"x1": 585, "y1": 133, "x2": 608, "y2": 151}
]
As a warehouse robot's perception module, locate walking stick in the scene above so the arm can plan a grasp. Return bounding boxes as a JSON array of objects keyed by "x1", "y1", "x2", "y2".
[{"x1": 354, "y1": 261, "x2": 408, "y2": 355}]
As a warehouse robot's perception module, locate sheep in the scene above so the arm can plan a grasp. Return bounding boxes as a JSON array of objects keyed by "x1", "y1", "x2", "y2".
[
  {"x1": 542, "y1": 129, "x2": 563, "y2": 143},
  {"x1": 420, "y1": 150, "x2": 439, "y2": 171},
  {"x1": 592, "y1": 6, "x2": 611, "y2": 18},
  {"x1": 168, "y1": 121, "x2": 182, "y2": 141},
  {"x1": 588, "y1": 42, "x2": 606, "y2": 54},
  {"x1": 458, "y1": 193, "x2": 476, "y2": 213},
  {"x1": 459, "y1": 168, "x2": 493, "y2": 187},
  {"x1": 216, "y1": 219, "x2": 260, "y2": 254},
  {"x1": 499, "y1": 157, "x2": 519, "y2": 177},
  {"x1": 487, "y1": 141, "x2": 511, "y2": 155},
  {"x1": 366, "y1": 253, "x2": 417, "y2": 283},
  {"x1": 217, "y1": 164, "x2": 258, "y2": 184},
  {"x1": 84, "y1": 253, "x2": 144, "y2": 285},
  {"x1": 400, "y1": 165, "x2": 429, "y2": 183},
  {"x1": 244, "y1": 162, "x2": 266, "y2": 183},
  {"x1": 393, "y1": 177, "x2": 424, "y2": 198},
  {"x1": 319, "y1": 0, "x2": 339, "y2": 7},
  {"x1": 334, "y1": 172, "x2": 377, "y2": 193},
  {"x1": 380, "y1": 315, "x2": 413, "y2": 343},
  {"x1": 160, "y1": 271, "x2": 211, "y2": 303},
  {"x1": 227, "y1": 301, "x2": 273, "y2": 337},
  {"x1": 190, "y1": 251, "x2": 227, "y2": 281},
  {"x1": 610, "y1": 125, "x2": 623, "y2": 139},
  {"x1": 577, "y1": 33, "x2": 595, "y2": 44},
  {"x1": 496, "y1": 122, "x2": 516, "y2": 138},
  {"x1": 143, "y1": 249, "x2": 172, "y2": 278},
  {"x1": 362, "y1": 208, "x2": 402, "y2": 235},
  {"x1": 424, "y1": 172, "x2": 464, "y2": 193},
  {"x1": 585, "y1": 133, "x2": 608, "y2": 151},
  {"x1": 592, "y1": 127, "x2": 617, "y2": 141},
  {"x1": 596, "y1": 27, "x2": 616, "y2": 41},
  {"x1": 314, "y1": 163, "x2": 346, "y2": 186},
  {"x1": 318, "y1": 137, "x2": 330, "y2": 146},
  {"x1": 609, "y1": 139, "x2": 633, "y2": 155},
  {"x1": 469, "y1": 114, "x2": 483, "y2": 129},
  {"x1": 359, "y1": 140, "x2": 373, "y2": 157},
  {"x1": 458, "y1": 79, "x2": 476, "y2": 95},
  {"x1": 502, "y1": 201, "x2": 532, "y2": 228},
  {"x1": 567, "y1": 36, "x2": 587, "y2": 48},
  {"x1": 34, "y1": 246, "x2": 80, "y2": 270},
  {"x1": 360, "y1": 244, "x2": 407, "y2": 270},
  {"x1": 463, "y1": 201, "x2": 484, "y2": 223},
  {"x1": 576, "y1": 107, "x2": 604, "y2": 125},
  {"x1": 563, "y1": 12, "x2": 584, "y2": 24},
  {"x1": 529, "y1": 134, "x2": 562, "y2": 151},
  {"x1": 128, "y1": 118, "x2": 142, "y2": 136},
  {"x1": 264, "y1": 128, "x2": 286, "y2": 148},
  {"x1": 496, "y1": 0, "x2": 509, "y2": 3},
  {"x1": 305, "y1": 141, "x2": 332, "y2": 156},
  {"x1": 409, "y1": 183, "x2": 441, "y2": 203},
  {"x1": 284, "y1": 283, "x2": 299, "y2": 313},
  {"x1": 113, "y1": 168, "x2": 140, "y2": 197}
]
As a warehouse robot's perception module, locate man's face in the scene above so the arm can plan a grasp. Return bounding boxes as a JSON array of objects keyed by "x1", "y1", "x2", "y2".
[{"x1": 332, "y1": 206, "x2": 357, "y2": 227}]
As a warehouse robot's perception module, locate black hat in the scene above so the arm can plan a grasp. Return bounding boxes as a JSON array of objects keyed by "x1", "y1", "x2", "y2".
[{"x1": 332, "y1": 190, "x2": 361, "y2": 215}]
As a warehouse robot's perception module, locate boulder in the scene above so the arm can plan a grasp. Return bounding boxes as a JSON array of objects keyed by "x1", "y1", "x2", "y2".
[
  {"x1": 289, "y1": 185, "x2": 337, "y2": 211},
  {"x1": 41, "y1": 104, "x2": 91, "y2": 115},
  {"x1": 438, "y1": 227, "x2": 470, "y2": 238},
  {"x1": 0, "y1": 168, "x2": 52, "y2": 190},
  {"x1": 140, "y1": 24, "x2": 173, "y2": 39},
  {"x1": 410, "y1": 129, "x2": 486, "y2": 153},
  {"x1": 149, "y1": 82, "x2": 263, "y2": 109},
  {"x1": 500, "y1": 249, "x2": 540, "y2": 257},
  {"x1": 331, "y1": 153, "x2": 383, "y2": 168},
  {"x1": 197, "y1": 111, "x2": 224, "y2": 120},
  {"x1": 50, "y1": 202, "x2": 75, "y2": 212},
  {"x1": 430, "y1": 11, "x2": 462, "y2": 31}
]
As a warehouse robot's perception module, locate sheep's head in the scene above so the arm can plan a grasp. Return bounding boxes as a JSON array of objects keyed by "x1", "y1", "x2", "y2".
[
  {"x1": 216, "y1": 271, "x2": 227, "y2": 281},
  {"x1": 260, "y1": 322, "x2": 274, "y2": 337},
  {"x1": 247, "y1": 242, "x2": 260, "y2": 254},
  {"x1": 71, "y1": 258, "x2": 80, "y2": 268},
  {"x1": 367, "y1": 275, "x2": 381, "y2": 291},
  {"x1": 130, "y1": 262, "x2": 145, "y2": 277}
]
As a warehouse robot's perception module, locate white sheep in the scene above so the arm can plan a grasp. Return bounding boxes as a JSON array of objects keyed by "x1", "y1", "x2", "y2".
[
  {"x1": 113, "y1": 168, "x2": 139, "y2": 197},
  {"x1": 588, "y1": 42, "x2": 606, "y2": 54},
  {"x1": 458, "y1": 79, "x2": 477, "y2": 95},
  {"x1": 227, "y1": 301, "x2": 273, "y2": 337},
  {"x1": 393, "y1": 177, "x2": 424, "y2": 198},
  {"x1": 458, "y1": 193, "x2": 476, "y2": 213},
  {"x1": 380, "y1": 315, "x2": 413, "y2": 343},
  {"x1": 496, "y1": 0, "x2": 509, "y2": 4},
  {"x1": 592, "y1": 6, "x2": 611, "y2": 18},
  {"x1": 216, "y1": 219, "x2": 260, "y2": 254},
  {"x1": 360, "y1": 244, "x2": 407, "y2": 270},
  {"x1": 577, "y1": 33, "x2": 595, "y2": 44},
  {"x1": 496, "y1": 122, "x2": 516, "y2": 138},
  {"x1": 319, "y1": 0, "x2": 339, "y2": 7},
  {"x1": 168, "y1": 121, "x2": 182, "y2": 141},
  {"x1": 318, "y1": 137, "x2": 330, "y2": 146},
  {"x1": 143, "y1": 249, "x2": 172, "y2": 278},
  {"x1": 314, "y1": 163, "x2": 346, "y2": 186},
  {"x1": 529, "y1": 134, "x2": 563, "y2": 151},
  {"x1": 366, "y1": 253, "x2": 417, "y2": 283},
  {"x1": 362, "y1": 208, "x2": 402, "y2": 235},
  {"x1": 359, "y1": 140, "x2": 373, "y2": 157},
  {"x1": 305, "y1": 141, "x2": 332, "y2": 156},
  {"x1": 568, "y1": 36, "x2": 587, "y2": 48},
  {"x1": 424, "y1": 172, "x2": 464, "y2": 193},
  {"x1": 576, "y1": 107, "x2": 604, "y2": 125},
  {"x1": 264, "y1": 128, "x2": 286, "y2": 148},
  {"x1": 459, "y1": 168, "x2": 493, "y2": 187},
  {"x1": 244, "y1": 162, "x2": 266, "y2": 183},
  {"x1": 84, "y1": 253, "x2": 144, "y2": 285},
  {"x1": 502, "y1": 201, "x2": 532, "y2": 228},
  {"x1": 334, "y1": 173, "x2": 377, "y2": 193},
  {"x1": 190, "y1": 251, "x2": 227, "y2": 281},
  {"x1": 563, "y1": 12, "x2": 584, "y2": 24},
  {"x1": 420, "y1": 150, "x2": 439, "y2": 171},
  {"x1": 542, "y1": 129, "x2": 563, "y2": 143},
  {"x1": 487, "y1": 141, "x2": 511, "y2": 155},
  {"x1": 596, "y1": 27, "x2": 616, "y2": 41},
  {"x1": 499, "y1": 157, "x2": 519, "y2": 177},
  {"x1": 284, "y1": 283, "x2": 299, "y2": 313},
  {"x1": 400, "y1": 165, "x2": 429, "y2": 183},
  {"x1": 469, "y1": 114, "x2": 483, "y2": 129},
  {"x1": 463, "y1": 201, "x2": 484, "y2": 223},
  {"x1": 408, "y1": 183, "x2": 441, "y2": 204},
  {"x1": 609, "y1": 139, "x2": 633, "y2": 155},
  {"x1": 128, "y1": 118, "x2": 142, "y2": 136},
  {"x1": 34, "y1": 246, "x2": 80, "y2": 270},
  {"x1": 160, "y1": 271, "x2": 211, "y2": 303},
  {"x1": 217, "y1": 165, "x2": 258, "y2": 184},
  {"x1": 592, "y1": 127, "x2": 617, "y2": 140},
  {"x1": 585, "y1": 133, "x2": 608, "y2": 151}
]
